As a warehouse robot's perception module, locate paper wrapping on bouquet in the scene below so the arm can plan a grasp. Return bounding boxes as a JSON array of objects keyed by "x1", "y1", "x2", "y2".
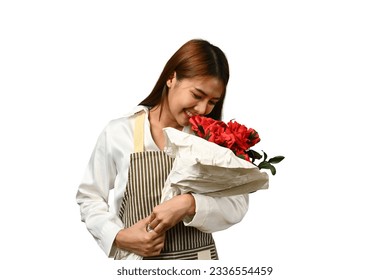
[{"x1": 160, "y1": 127, "x2": 269, "y2": 202}]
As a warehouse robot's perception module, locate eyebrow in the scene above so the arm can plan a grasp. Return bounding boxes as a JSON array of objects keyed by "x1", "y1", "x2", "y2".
[{"x1": 194, "y1": 87, "x2": 221, "y2": 100}]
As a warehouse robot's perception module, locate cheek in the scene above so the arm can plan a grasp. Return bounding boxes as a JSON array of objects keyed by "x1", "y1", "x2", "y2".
[
  {"x1": 180, "y1": 94, "x2": 197, "y2": 108},
  {"x1": 205, "y1": 105, "x2": 215, "y2": 115},
  {"x1": 167, "y1": 90, "x2": 181, "y2": 109},
  {"x1": 168, "y1": 94, "x2": 189, "y2": 115}
]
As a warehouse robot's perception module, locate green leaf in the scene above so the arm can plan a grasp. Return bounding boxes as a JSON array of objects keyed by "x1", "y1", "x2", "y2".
[
  {"x1": 236, "y1": 154, "x2": 247, "y2": 160},
  {"x1": 247, "y1": 149, "x2": 262, "y2": 160},
  {"x1": 262, "y1": 150, "x2": 268, "y2": 161},
  {"x1": 269, "y1": 164, "x2": 276, "y2": 175},
  {"x1": 257, "y1": 161, "x2": 277, "y2": 175},
  {"x1": 257, "y1": 161, "x2": 270, "y2": 169},
  {"x1": 268, "y1": 156, "x2": 285, "y2": 164}
]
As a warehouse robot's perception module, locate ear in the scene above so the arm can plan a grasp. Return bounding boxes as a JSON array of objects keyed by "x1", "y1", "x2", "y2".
[{"x1": 166, "y1": 72, "x2": 176, "y2": 88}]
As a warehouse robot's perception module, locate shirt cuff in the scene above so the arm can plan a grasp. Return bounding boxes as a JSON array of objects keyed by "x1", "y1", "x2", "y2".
[
  {"x1": 182, "y1": 193, "x2": 210, "y2": 230},
  {"x1": 100, "y1": 223, "x2": 123, "y2": 257}
]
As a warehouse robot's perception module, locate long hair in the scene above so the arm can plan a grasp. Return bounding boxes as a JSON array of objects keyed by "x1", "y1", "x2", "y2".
[{"x1": 139, "y1": 39, "x2": 229, "y2": 120}]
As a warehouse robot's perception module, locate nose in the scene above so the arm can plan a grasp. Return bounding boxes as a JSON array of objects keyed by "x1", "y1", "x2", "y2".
[{"x1": 194, "y1": 101, "x2": 208, "y2": 115}]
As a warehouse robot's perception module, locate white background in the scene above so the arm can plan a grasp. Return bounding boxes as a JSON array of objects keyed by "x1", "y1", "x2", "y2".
[{"x1": 1, "y1": 1, "x2": 389, "y2": 279}]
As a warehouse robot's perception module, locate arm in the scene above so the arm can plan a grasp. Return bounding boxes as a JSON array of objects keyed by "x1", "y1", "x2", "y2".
[
  {"x1": 76, "y1": 118, "x2": 166, "y2": 258},
  {"x1": 76, "y1": 125, "x2": 123, "y2": 257},
  {"x1": 185, "y1": 193, "x2": 249, "y2": 233},
  {"x1": 148, "y1": 193, "x2": 249, "y2": 234}
]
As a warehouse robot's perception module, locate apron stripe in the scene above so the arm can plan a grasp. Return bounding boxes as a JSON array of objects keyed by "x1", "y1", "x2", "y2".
[
  {"x1": 120, "y1": 151, "x2": 174, "y2": 222},
  {"x1": 144, "y1": 244, "x2": 217, "y2": 260}
]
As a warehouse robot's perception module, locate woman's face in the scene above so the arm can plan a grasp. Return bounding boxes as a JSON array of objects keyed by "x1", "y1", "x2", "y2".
[{"x1": 165, "y1": 74, "x2": 224, "y2": 128}]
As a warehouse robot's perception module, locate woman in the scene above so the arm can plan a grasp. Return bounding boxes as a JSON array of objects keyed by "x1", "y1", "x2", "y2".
[{"x1": 76, "y1": 39, "x2": 249, "y2": 260}]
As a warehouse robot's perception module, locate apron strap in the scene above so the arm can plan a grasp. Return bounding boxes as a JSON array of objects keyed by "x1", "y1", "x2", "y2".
[{"x1": 134, "y1": 110, "x2": 145, "y2": 153}]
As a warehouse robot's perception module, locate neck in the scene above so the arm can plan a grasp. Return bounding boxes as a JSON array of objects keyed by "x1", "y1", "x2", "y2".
[
  {"x1": 148, "y1": 104, "x2": 180, "y2": 151},
  {"x1": 149, "y1": 103, "x2": 183, "y2": 130}
]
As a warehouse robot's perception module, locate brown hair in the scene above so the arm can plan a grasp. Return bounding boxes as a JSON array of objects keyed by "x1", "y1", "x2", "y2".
[{"x1": 139, "y1": 39, "x2": 230, "y2": 120}]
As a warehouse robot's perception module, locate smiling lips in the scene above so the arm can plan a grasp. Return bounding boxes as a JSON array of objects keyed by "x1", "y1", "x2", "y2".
[{"x1": 185, "y1": 110, "x2": 196, "y2": 118}]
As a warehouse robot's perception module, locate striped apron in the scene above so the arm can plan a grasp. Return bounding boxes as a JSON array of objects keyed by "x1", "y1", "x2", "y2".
[{"x1": 115, "y1": 111, "x2": 218, "y2": 260}]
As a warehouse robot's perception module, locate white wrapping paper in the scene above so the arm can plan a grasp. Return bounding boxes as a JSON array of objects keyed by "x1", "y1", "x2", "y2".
[{"x1": 160, "y1": 127, "x2": 269, "y2": 202}]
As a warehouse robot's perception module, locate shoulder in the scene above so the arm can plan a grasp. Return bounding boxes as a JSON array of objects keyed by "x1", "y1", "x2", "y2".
[
  {"x1": 105, "y1": 106, "x2": 150, "y2": 130},
  {"x1": 97, "y1": 106, "x2": 150, "y2": 145}
]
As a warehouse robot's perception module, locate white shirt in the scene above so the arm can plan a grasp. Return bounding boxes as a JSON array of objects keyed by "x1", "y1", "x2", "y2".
[{"x1": 76, "y1": 106, "x2": 249, "y2": 257}]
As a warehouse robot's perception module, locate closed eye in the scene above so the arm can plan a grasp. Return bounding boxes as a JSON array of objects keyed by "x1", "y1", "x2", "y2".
[
  {"x1": 192, "y1": 88, "x2": 220, "y2": 106},
  {"x1": 192, "y1": 92, "x2": 218, "y2": 106},
  {"x1": 192, "y1": 92, "x2": 202, "y2": 100}
]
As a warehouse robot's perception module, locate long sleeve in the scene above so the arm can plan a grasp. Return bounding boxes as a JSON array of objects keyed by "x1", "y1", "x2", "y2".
[
  {"x1": 76, "y1": 107, "x2": 151, "y2": 258},
  {"x1": 184, "y1": 194, "x2": 249, "y2": 233},
  {"x1": 76, "y1": 124, "x2": 123, "y2": 257}
]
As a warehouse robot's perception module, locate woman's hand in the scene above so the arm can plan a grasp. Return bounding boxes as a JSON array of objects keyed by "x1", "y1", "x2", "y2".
[
  {"x1": 148, "y1": 194, "x2": 196, "y2": 234},
  {"x1": 114, "y1": 217, "x2": 165, "y2": 257}
]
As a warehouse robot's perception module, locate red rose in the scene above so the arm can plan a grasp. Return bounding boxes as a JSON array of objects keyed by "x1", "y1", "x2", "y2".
[
  {"x1": 207, "y1": 122, "x2": 227, "y2": 145},
  {"x1": 189, "y1": 115, "x2": 284, "y2": 172},
  {"x1": 219, "y1": 130, "x2": 236, "y2": 149},
  {"x1": 190, "y1": 116, "x2": 261, "y2": 163},
  {"x1": 227, "y1": 120, "x2": 260, "y2": 151},
  {"x1": 190, "y1": 115, "x2": 223, "y2": 139},
  {"x1": 234, "y1": 149, "x2": 250, "y2": 161}
]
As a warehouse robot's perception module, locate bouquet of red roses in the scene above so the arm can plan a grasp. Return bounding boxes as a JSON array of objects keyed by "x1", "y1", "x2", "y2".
[
  {"x1": 190, "y1": 115, "x2": 284, "y2": 175},
  {"x1": 158, "y1": 114, "x2": 283, "y2": 204},
  {"x1": 119, "y1": 116, "x2": 282, "y2": 260}
]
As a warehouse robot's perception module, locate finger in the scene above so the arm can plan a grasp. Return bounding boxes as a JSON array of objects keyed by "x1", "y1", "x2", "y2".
[
  {"x1": 146, "y1": 223, "x2": 157, "y2": 233},
  {"x1": 139, "y1": 216, "x2": 151, "y2": 227},
  {"x1": 147, "y1": 223, "x2": 164, "y2": 234},
  {"x1": 146, "y1": 222, "x2": 164, "y2": 234},
  {"x1": 154, "y1": 232, "x2": 166, "y2": 245},
  {"x1": 148, "y1": 217, "x2": 160, "y2": 232},
  {"x1": 149, "y1": 224, "x2": 160, "y2": 234},
  {"x1": 149, "y1": 212, "x2": 156, "y2": 222},
  {"x1": 147, "y1": 227, "x2": 166, "y2": 240},
  {"x1": 152, "y1": 222, "x2": 169, "y2": 234}
]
